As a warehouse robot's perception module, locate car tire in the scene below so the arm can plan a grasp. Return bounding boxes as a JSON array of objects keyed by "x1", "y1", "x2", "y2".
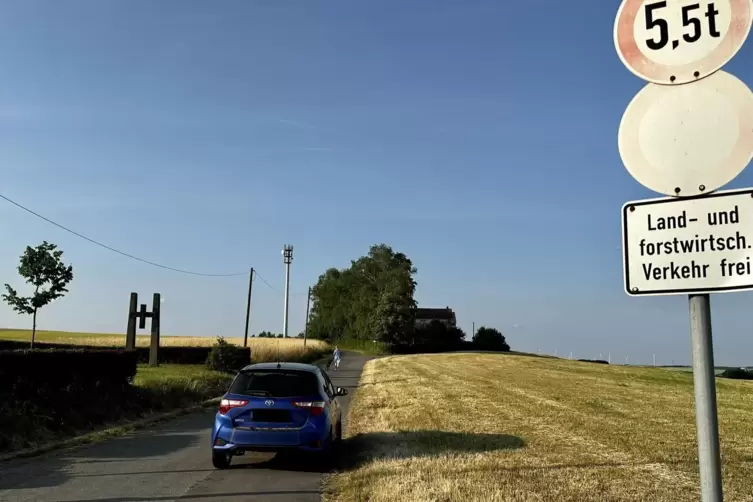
[
  {"x1": 319, "y1": 431, "x2": 336, "y2": 465},
  {"x1": 335, "y1": 422, "x2": 343, "y2": 442},
  {"x1": 212, "y1": 451, "x2": 232, "y2": 469}
]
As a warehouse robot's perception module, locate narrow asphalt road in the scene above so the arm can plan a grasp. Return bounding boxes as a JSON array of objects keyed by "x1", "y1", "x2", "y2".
[{"x1": 0, "y1": 352, "x2": 370, "y2": 502}]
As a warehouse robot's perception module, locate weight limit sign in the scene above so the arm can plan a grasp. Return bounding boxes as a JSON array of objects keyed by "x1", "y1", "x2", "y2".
[{"x1": 614, "y1": 0, "x2": 752, "y2": 85}]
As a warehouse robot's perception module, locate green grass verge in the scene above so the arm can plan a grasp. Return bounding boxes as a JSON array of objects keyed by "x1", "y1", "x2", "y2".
[{"x1": 133, "y1": 364, "x2": 233, "y2": 410}]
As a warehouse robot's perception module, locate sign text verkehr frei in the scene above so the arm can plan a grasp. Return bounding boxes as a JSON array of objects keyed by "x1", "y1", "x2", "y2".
[{"x1": 622, "y1": 188, "x2": 753, "y2": 296}]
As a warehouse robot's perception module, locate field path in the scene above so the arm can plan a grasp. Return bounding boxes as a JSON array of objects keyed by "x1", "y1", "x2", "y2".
[{"x1": 0, "y1": 352, "x2": 370, "y2": 502}]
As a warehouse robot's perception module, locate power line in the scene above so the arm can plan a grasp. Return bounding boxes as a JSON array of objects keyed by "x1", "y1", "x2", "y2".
[
  {"x1": 0, "y1": 192, "x2": 248, "y2": 277},
  {"x1": 253, "y1": 270, "x2": 282, "y2": 292},
  {"x1": 253, "y1": 270, "x2": 308, "y2": 296}
]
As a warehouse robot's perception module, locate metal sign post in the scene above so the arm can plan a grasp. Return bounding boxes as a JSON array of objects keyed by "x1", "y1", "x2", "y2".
[
  {"x1": 689, "y1": 293, "x2": 723, "y2": 500},
  {"x1": 614, "y1": 1, "x2": 753, "y2": 500}
]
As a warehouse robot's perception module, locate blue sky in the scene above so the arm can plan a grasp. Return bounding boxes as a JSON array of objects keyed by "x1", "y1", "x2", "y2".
[{"x1": 1, "y1": 0, "x2": 752, "y2": 366}]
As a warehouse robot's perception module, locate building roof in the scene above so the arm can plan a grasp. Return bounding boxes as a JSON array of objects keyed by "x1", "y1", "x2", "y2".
[{"x1": 415, "y1": 307, "x2": 456, "y2": 320}]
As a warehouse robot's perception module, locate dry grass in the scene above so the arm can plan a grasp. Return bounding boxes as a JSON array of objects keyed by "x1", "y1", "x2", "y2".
[
  {"x1": 325, "y1": 353, "x2": 753, "y2": 502},
  {"x1": 0, "y1": 329, "x2": 329, "y2": 362}
]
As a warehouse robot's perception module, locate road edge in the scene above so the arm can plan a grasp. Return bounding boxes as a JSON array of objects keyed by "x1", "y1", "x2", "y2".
[
  {"x1": 1, "y1": 356, "x2": 335, "y2": 463},
  {"x1": 0, "y1": 397, "x2": 222, "y2": 463}
]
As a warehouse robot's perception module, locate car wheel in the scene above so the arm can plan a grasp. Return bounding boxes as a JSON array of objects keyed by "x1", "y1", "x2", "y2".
[
  {"x1": 335, "y1": 422, "x2": 343, "y2": 442},
  {"x1": 319, "y1": 431, "x2": 336, "y2": 464},
  {"x1": 212, "y1": 451, "x2": 232, "y2": 469}
]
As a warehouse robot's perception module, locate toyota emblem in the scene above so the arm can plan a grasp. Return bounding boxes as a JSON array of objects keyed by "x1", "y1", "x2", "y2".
[{"x1": 264, "y1": 399, "x2": 274, "y2": 407}]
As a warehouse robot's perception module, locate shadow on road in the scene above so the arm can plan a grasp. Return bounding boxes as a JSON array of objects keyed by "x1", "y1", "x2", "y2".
[
  {"x1": 68, "y1": 430, "x2": 202, "y2": 460},
  {"x1": 0, "y1": 416, "x2": 209, "y2": 491},
  {"x1": 62, "y1": 490, "x2": 320, "y2": 501}
]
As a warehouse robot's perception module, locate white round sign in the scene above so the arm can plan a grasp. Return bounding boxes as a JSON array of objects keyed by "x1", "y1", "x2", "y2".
[
  {"x1": 618, "y1": 70, "x2": 753, "y2": 196},
  {"x1": 614, "y1": 0, "x2": 752, "y2": 85}
]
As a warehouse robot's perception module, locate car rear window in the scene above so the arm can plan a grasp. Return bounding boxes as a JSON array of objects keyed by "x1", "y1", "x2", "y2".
[{"x1": 229, "y1": 370, "x2": 319, "y2": 398}]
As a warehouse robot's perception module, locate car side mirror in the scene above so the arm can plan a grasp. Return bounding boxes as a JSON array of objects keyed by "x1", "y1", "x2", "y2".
[{"x1": 336, "y1": 387, "x2": 348, "y2": 396}]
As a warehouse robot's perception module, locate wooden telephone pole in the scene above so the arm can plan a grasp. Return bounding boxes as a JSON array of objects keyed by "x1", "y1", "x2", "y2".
[
  {"x1": 304, "y1": 286, "x2": 311, "y2": 348},
  {"x1": 244, "y1": 267, "x2": 254, "y2": 347}
]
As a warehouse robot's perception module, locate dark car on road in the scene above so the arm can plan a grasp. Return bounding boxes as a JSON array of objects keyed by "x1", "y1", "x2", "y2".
[{"x1": 211, "y1": 362, "x2": 348, "y2": 468}]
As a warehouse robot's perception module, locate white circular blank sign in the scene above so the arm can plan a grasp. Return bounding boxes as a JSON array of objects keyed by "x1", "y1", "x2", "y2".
[
  {"x1": 614, "y1": 0, "x2": 752, "y2": 84},
  {"x1": 618, "y1": 70, "x2": 753, "y2": 196}
]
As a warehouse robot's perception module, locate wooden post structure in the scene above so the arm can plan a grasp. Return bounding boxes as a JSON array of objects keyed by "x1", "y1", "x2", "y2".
[
  {"x1": 126, "y1": 292, "x2": 138, "y2": 350},
  {"x1": 150, "y1": 293, "x2": 161, "y2": 367},
  {"x1": 126, "y1": 292, "x2": 161, "y2": 366}
]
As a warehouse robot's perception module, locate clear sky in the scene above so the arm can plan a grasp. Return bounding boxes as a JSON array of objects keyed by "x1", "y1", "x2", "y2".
[{"x1": 1, "y1": 0, "x2": 752, "y2": 366}]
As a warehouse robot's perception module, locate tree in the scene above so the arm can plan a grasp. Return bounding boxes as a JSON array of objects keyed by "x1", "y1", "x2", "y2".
[
  {"x1": 2, "y1": 241, "x2": 74, "y2": 348},
  {"x1": 407, "y1": 320, "x2": 466, "y2": 353},
  {"x1": 472, "y1": 326, "x2": 510, "y2": 352},
  {"x1": 296, "y1": 331, "x2": 305, "y2": 339},
  {"x1": 257, "y1": 331, "x2": 282, "y2": 338},
  {"x1": 307, "y1": 244, "x2": 417, "y2": 348}
]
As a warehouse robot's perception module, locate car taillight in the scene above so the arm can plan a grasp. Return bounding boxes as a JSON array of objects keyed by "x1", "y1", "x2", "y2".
[
  {"x1": 293, "y1": 401, "x2": 326, "y2": 416},
  {"x1": 219, "y1": 398, "x2": 248, "y2": 415}
]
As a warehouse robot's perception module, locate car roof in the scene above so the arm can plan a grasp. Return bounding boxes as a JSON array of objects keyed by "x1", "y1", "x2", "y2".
[{"x1": 239, "y1": 362, "x2": 320, "y2": 373}]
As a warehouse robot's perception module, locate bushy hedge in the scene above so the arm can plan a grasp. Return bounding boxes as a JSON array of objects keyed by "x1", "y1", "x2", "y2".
[
  {"x1": 719, "y1": 368, "x2": 753, "y2": 380},
  {"x1": 207, "y1": 336, "x2": 252, "y2": 373},
  {"x1": 578, "y1": 359, "x2": 610, "y2": 365},
  {"x1": 0, "y1": 340, "x2": 239, "y2": 365},
  {"x1": 0, "y1": 348, "x2": 140, "y2": 451}
]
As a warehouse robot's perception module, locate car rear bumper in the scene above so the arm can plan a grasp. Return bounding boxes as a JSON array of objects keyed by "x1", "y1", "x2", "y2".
[
  {"x1": 212, "y1": 442, "x2": 327, "y2": 454},
  {"x1": 212, "y1": 418, "x2": 331, "y2": 453}
]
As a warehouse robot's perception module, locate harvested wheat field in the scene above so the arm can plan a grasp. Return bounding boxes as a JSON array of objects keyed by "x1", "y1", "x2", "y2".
[
  {"x1": 325, "y1": 353, "x2": 753, "y2": 502},
  {"x1": 0, "y1": 329, "x2": 329, "y2": 362}
]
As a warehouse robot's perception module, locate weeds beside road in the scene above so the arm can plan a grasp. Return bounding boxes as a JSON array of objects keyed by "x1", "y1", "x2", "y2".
[{"x1": 325, "y1": 353, "x2": 753, "y2": 502}]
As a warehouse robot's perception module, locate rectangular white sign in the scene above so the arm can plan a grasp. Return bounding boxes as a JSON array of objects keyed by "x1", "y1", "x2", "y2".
[{"x1": 622, "y1": 188, "x2": 753, "y2": 296}]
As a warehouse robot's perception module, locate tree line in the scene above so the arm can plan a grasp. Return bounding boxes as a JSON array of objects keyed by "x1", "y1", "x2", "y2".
[
  {"x1": 306, "y1": 243, "x2": 510, "y2": 353},
  {"x1": 2, "y1": 240, "x2": 510, "y2": 354}
]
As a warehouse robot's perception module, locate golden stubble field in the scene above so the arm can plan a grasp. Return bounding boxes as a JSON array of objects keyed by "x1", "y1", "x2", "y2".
[
  {"x1": 325, "y1": 353, "x2": 753, "y2": 502},
  {"x1": 0, "y1": 329, "x2": 329, "y2": 362}
]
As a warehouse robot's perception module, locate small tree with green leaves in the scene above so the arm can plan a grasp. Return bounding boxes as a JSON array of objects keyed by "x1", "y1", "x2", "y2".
[{"x1": 2, "y1": 241, "x2": 74, "y2": 349}]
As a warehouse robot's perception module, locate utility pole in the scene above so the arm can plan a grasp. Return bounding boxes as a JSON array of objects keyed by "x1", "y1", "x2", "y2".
[
  {"x1": 282, "y1": 244, "x2": 293, "y2": 338},
  {"x1": 243, "y1": 267, "x2": 254, "y2": 348},
  {"x1": 304, "y1": 286, "x2": 311, "y2": 348},
  {"x1": 472, "y1": 321, "x2": 475, "y2": 339},
  {"x1": 654, "y1": 353, "x2": 656, "y2": 367}
]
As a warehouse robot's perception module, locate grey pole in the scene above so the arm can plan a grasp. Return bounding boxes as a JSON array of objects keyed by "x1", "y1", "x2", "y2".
[
  {"x1": 689, "y1": 293, "x2": 723, "y2": 502},
  {"x1": 282, "y1": 245, "x2": 293, "y2": 338}
]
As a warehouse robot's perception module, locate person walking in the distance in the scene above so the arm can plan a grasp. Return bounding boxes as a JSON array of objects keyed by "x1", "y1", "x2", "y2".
[{"x1": 332, "y1": 345, "x2": 342, "y2": 371}]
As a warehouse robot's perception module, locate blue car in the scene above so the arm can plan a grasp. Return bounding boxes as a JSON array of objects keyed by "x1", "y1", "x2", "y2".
[{"x1": 211, "y1": 361, "x2": 348, "y2": 469}]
